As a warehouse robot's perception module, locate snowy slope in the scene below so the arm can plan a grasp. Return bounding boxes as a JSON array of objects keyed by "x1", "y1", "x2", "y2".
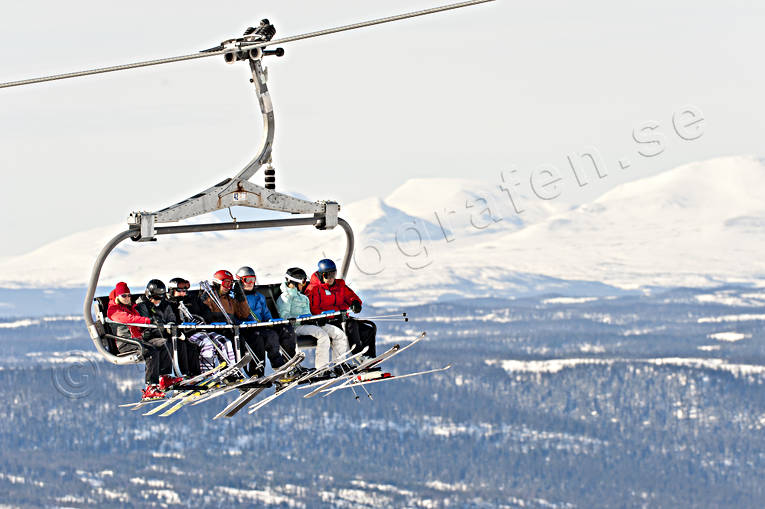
[
  {"x1": 464, "y1": 155, "x2": 765, "y2": 289},
  {"x1": 0, "y1": 156, "x2": 763, "y2": 305}
]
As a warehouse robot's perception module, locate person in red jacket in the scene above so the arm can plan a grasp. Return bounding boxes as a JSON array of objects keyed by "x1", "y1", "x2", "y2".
[
  {"x1": 305, "y1": 259, "x2": 377, "y2": 360},
  {"x1": 107, "y1": 281, "x2": 176, "y2": 400}
]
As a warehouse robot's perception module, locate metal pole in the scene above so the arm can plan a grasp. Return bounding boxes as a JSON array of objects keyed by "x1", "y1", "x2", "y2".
[
  {"x1": 82, "y1": 229, "x2": 142, "y2": 365},
  {"x1": 154, "y1": 216, "x2": 318, "y2": 236},
  {"x1": 338, "y1": 217, "x2": 355, "y2": 279}
]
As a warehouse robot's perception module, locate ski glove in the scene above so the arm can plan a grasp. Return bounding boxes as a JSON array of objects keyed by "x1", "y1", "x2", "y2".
[
  {"x1": 233, "y1": 281, "x2": 247, "y2": 302},
  {"x1": 350, "y1": 301, "x2": 362, "y2": 313}
]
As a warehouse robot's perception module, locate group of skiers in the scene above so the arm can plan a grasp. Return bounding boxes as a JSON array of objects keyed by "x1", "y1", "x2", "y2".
[{"x1": 106, "y1": 259, "x2": 377, "y2": 401}]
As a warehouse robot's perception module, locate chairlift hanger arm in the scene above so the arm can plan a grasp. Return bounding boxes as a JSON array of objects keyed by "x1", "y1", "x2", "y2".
[
  {"x1": 0, "y1": 0, "x2": 494, "y2": 89},
  {"x1": 131, "y1": 56, "x2": 336, "y2": 231}
]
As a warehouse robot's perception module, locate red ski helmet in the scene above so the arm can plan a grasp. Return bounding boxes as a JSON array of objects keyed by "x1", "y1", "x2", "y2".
[{"x1": 213, "y1": 269, "x2": 234, "y2": 287}]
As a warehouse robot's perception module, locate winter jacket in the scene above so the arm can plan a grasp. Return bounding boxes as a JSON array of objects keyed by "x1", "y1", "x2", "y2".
[
  {"x1": 305, "y1": 272, "x2": 362, "y2": 315},
  {"x1": 136, "y1": 297, "x2": 177, "y2": 340},
  {"x1": 106, "y1": 285, "x2": 150, "y2": 339},
  {"x1": 200, "y1": 289, "x2": 251, "y2": 324},
  {"x1": 245, "y1": 290, "x2": 273, "y2": 322},
  {"x1": 168, "y1": 294, "x2": 206, "y2": 323},
  {"x1": 276, "y1": 282, "x2": 312, "y2": 319}
]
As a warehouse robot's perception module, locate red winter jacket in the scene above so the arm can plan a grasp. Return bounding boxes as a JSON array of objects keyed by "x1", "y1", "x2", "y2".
[
  {"x1": 305, "y1": 272, "x2": 362, "y2": 315},
  {"x1": 106, "y1": 283, "x2": 150, "y2": 339}
]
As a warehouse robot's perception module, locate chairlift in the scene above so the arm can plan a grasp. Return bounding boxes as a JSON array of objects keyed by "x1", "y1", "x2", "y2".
[{"x1": 0, "y1": 0, "x2": 495, "y2": 369}]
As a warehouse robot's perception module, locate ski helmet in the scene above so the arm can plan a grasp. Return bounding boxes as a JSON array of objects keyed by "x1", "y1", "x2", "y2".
[
  {"x1": 213, "y1": 269, "x2": 234, "y2": 286},
  {"x1": 145, "y1": 279, "x2": 166, "y2": 300},
  {"x1": 317, "y1": 258, "x2": 337, "y2": 274},
  {"x1": 168, "y1": 277, "x2": 190, "y2": 291},
  {"x1": 168, "y1": 277, "x2": 190, "y2": 299},
  {"x1": 236, "y1": 266, "x2": 256, "y2": 280},
  {"x1": 285, "y1": 267, "x2": 307, "y2": 286}
]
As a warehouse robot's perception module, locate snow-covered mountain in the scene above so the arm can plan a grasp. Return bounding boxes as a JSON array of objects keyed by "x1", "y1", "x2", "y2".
[
  {"x1": 465, "y1": 155, "x2": 765, "y2": 290},
  {"x1": 1, "y1": 156, "x2": 764, "y2": 305}
]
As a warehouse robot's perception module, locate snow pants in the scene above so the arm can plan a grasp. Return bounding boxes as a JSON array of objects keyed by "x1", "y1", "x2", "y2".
[
  {"x1": 295, "y1": 323, "x2": 349, "y2": 368},
  {"x1": 117, "y1": 336, "x2": 172, "y2": 385},
  {"x1": 344, "y1": 319, "x2": 377, "y2": 358},
  {"x1": 241, "y1": 325, "x2": 297, "y2": 375},
  {"x1": 187, "y1": 331, "x2": 236, "y2": 372}
]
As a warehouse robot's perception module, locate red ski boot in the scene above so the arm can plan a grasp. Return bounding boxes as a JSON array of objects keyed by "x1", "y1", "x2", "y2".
[
  {"x1": 158, "y1": 374, "x2": 184, "y2": 391},
  {"x1": 141, "y1": 384, "x2": 166, "y2": 401}
]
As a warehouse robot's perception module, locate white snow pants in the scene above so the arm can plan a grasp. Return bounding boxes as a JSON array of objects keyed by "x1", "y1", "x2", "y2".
[{"x1": 295, "y1": 324, "x2": 349, "y2": 368}]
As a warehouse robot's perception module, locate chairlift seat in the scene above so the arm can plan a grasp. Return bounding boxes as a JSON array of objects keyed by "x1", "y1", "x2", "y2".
[{"x1": 93, "y1": 283, "x2": 339, "y2": 350}]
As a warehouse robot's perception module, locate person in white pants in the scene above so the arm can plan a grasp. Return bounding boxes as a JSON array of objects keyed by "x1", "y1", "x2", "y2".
[{"x1": 276, "y1": 267, "x2": 349, "y2": 369}]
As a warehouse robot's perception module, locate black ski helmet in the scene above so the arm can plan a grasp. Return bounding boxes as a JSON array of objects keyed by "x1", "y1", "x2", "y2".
[
  {"x1": 145, "y1": 279, "x2": 166, "y2": 300},
  {"x1": 168, "y1": 277, "x2": 189, "y2": 300},
  {"x1": 168, "y1": 277, "x2": 189, "y2": 291},
  {"x1": 285, "y1": 267, "x2": 307, "y2": 286}
]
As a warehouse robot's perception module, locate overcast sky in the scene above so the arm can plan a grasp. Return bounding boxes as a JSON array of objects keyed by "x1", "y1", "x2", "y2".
[{"x1": 1, "y1": 0, "x2": 763, "y2": 257}]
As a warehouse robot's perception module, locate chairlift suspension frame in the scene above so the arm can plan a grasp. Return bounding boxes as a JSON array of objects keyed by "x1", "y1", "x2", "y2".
[{"x1": 0, "y1": 0, "x2": 495, "y2": 368}]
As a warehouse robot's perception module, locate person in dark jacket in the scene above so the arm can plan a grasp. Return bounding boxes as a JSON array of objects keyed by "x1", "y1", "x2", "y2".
[
  {"x1": 166, "y1": 277, "x2": 202, "y2": 376},
  {"x1": 135, "y1": 280, "x2": 183, "y2": 390},
  {"x1": 186, "y1": 270, "x2": 240, "y2": 371},
  {"x1": 234, "y1": 266, "x2": 302, "y2": 377},
  {"x1": 305, "y1": 259, "x2": 377, "y2": 360},
  {"x1": 107, "y1": 281, "x2": 178, "y2": 400}
]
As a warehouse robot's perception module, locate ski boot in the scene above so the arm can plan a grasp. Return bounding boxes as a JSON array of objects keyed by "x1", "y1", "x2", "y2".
[
  {"x1": 141, "y1": 384, "x2": 166, "y2": 401},
  {"x1": 158, "y1": 374, "x2": 184, "y2": 391},
  {"x1": 333, "y1": 363, "x2": 354, "y2": 377},
  {"x1": 357, "y1": 355, "x2": 381, "y2": 372}
]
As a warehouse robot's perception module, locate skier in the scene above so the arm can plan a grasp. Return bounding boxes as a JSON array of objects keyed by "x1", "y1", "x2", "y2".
[
  {"x1": 276, "y1": 267, "x2": 350, "y2": 374},
  {"x1": 165, "y1": 277, "x2": 202, "y2": 375},
  {"x1": 235, "y1": 266, "x2": 306, "y2": 377},
  {"x1": 186, "y1": 270, "x2": 241, "y2": 371},
  {"x1": 106, "y1": 281, "x2": 179, "y2": 400},
  {"x1": 305, "y1": 259, "x2": 377, "y2": 362}
]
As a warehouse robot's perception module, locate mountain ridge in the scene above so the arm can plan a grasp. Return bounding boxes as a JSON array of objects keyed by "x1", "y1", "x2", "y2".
[{"x1": 1, "y1": 155, "x2": 763, "y2": 303}]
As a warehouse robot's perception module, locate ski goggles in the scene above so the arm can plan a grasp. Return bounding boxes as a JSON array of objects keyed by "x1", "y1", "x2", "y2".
[
  {"x1": 285, "y1": 274, "x2": 307, "y2": 285},
  {"x1": 238, "y1": 276, "x2": 257, "y2": 284}
]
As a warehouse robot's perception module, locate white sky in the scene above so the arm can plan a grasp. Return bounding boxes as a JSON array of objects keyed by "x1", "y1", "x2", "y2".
[{"x1": 1, "y1": 0, "x2": 764, "y2": 257}]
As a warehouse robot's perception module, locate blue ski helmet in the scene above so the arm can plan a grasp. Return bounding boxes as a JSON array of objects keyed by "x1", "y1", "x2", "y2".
[{"x1": 317, "y1": 258, "x2": 337, "y2": 274}]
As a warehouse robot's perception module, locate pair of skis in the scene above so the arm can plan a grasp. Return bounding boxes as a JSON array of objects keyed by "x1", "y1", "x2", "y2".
[
  {"x1": 212, "y1": 347, "x2": 347, "y2": 419},
  {"x1": 317, "y1": 364, "x2": 452, "y2": 395},
  {"x1": 144, "y1": 353, "x2": 253, "y2": 417},
  {"x1": 240, "y1": 347, "x2": 370, "y2": 417},
  {"x1": 301, "y1": 332, "x2": 451, "y2": 399},
  {"x1": 303, "y1": 332, "x2": 423, "y2": 398},
  {"x1": 118, "y1": 360, "x2": 231, "y2": 411},
  {"x1": 199, "y1": 350, "x2": 307, "y2": 418}
]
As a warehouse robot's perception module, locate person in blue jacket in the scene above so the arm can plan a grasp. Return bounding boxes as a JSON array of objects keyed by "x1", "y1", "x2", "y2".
[{"x1": 235, "y1": 266, "x2": 305, "y2": 377}]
